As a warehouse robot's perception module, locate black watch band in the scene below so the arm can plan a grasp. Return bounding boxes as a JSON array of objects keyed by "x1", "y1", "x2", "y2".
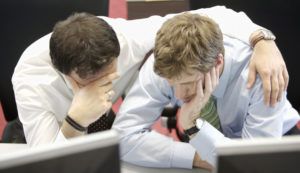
[{"x1": 184, "y1": 126, "x2": 199, "y2": 136}]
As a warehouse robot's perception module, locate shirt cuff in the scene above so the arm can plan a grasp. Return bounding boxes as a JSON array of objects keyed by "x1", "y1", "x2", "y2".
[
  {"x1": 171, "y1": 141, "x2": 196, "y2": 169},
  {"x1": 189, "y1": 121, "x2": 228, "y2": 166},
  {"x1": 53, "y1": 129, "x2": 68, "y2": 144}
]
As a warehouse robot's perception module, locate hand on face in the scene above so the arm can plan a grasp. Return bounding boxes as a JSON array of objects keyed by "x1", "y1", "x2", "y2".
[
  {"x1": 67, "y1": 72, "x2": 120, "y2": 127},
  {"x1": 179, "y1": 65, "x2": 220, "y2": 129}
]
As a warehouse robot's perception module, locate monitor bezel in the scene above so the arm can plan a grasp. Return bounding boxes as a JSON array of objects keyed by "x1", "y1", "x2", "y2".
[
  {"x1": 214, "y1": 135, "x2": 300, "y2": 173},
  {"x1": 0, "y1": 130, "x2": 119, "y2": 170}
]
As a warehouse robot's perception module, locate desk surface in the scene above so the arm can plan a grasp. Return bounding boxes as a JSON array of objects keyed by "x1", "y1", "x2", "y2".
[
  {"x1": 0, "y1": 143, "x2": 209, "y2": 173},
  {"x1": 121, "y1": 162, "x2": 208, "y2": 173}
]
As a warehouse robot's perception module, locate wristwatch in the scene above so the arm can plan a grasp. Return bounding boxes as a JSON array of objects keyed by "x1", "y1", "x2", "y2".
[
  {"x1": 183, "y1": 118, "x2": 205, "y2": 136},
  {"x1": 250, "y1": 29, "x2": 276, "y2": 48}
]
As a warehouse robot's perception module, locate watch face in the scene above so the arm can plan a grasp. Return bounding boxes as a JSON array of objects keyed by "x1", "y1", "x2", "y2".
[
  {"x1": 261, "y1": 29, "x2": 276, "y2": 40},
  {"x1": 196, "y1": 118, "x2": 204, "y2": 129}
]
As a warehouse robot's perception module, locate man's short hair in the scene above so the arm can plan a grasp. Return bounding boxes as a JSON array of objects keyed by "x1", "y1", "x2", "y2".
[
  {"x1": 50, "y1": 12, "x2": 120, "y2": 78},
  {"x1": 154, "y1": 13, "x2": 224, "y2": 79}
]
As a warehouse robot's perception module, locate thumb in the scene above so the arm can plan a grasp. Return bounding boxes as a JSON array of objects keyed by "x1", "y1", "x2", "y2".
[
  {"x1": 247, "y1": 63, "x2": 256, "y2": 89},
  {"x1": 65, "y1": 75, "x2": 79, "y2": 93}
]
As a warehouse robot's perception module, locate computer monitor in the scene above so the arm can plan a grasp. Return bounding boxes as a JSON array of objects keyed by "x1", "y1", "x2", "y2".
[
  {"x1": 214, "y1": 136, "x2": 300, "y2": 173},
  {"x1": 0, "y1": 130, "x2": 120, "y2": 173}
]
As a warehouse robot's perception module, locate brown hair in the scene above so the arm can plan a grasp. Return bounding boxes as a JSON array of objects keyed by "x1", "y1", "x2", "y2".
[
  {"x1": 154, "y1": 12, "x2": 224, "y2": 79},
  {"x1": 50, "y1": 12, "x2": 120, "y2": 78}
]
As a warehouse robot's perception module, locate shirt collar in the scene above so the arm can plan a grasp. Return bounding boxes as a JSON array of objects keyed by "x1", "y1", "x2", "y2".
[
  {"x1": 213, "y1": 54, "x2": 231, "y2": 99},
  {"x1": 61, "y1": 73, "x2": 73, "y2": 91}
]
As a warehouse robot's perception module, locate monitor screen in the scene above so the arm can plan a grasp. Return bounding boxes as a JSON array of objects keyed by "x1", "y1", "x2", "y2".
[
  {"x1": 214, "y1": 136, "x2": 300, "y2": 173},
  {"x1": 0, "y1": 130, "x2": 120, "y2": 173}
]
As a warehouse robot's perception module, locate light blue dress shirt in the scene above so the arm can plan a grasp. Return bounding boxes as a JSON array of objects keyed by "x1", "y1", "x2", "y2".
[
  {"x1": 189, "y1": 35, "x2": 300, "y2": 166},
  {"x1": 113, "y1": 34, "x2": 300, "y2": 169}
]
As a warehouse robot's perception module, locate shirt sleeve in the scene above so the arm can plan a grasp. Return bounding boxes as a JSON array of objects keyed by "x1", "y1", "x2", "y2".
[
  {"x1": 241, "y1": 77, "x2": 297, "y2": 138},
  {"x1": 163, "y1": 5, "x2": 262, "y2": 45},
  {"x1": 188, "y1": 6, "x2": 262, "y2": 44},
  {"x1": 13, "y1": 82, "x2": 67, "y2": 147},
  {"x1": 189, "y1": 121, "x2": 229, "y2": 167},
  {"x1": 102, "y1": 15, "x2": 166, "y2": 102},
  {"x1": 112, "y1": 56, "x2": 195, "y2": 169},
  {"x1": 16, "y1": 94, "x2": 72, "y2": 147},
  {"x1": 54, "y1": 130, "x2": 68, "y2": 143}
]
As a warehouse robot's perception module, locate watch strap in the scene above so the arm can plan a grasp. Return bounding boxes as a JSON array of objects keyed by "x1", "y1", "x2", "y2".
[
  {"x1": 184, "y1": 126, "x2": 199, "y2": 136},
  {"x1": 250, "y1": 29, "x2": 276, "y2": 48}
]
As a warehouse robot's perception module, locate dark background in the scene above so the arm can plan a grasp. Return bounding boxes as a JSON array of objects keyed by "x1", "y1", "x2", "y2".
[{"x1": 1, "y1": 0, "x2": 299, "y2": 122}]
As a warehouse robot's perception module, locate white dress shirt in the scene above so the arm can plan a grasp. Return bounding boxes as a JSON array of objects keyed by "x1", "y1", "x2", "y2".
[
  {"x1": 13, "y1": 6, "x2": 262, "y2": 147},
  {"x1": 112, "y1": 29, "x2": 300, "y2": 169}
]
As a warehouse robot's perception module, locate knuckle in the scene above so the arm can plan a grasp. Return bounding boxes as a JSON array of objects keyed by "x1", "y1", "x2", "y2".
[
  {"x1": 265, "y1": 87, "x2": 271, "y2": 93},
  {"x1": 273, "y1": 87, "x2": 279, "y2": 94},
  {"x1": 286, "y1": 75, "x2": 290, "y2": 81},
  {"x1": 279, "y1": 81, "x2": 284, "y2": 88},
  {"x1": 271, "y1": 68, "x2": 278, "y2": 74},
  {"x1": 262, "y1": 70, "x2": 271, "y2": 76},
  {"x1": 271, "y1": 95, "x2": 277, "y2": 99},
  {"x1": 110, "y1": 90, "x2": 115, "y2": 96},
  {"x1": 206, "y1": 87, "x2": 212, "y2": 93}
]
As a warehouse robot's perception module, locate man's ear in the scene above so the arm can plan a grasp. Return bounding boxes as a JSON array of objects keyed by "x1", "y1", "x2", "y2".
[{"x1": 215, "y1": 53, "x2": 224, "y2": 68}]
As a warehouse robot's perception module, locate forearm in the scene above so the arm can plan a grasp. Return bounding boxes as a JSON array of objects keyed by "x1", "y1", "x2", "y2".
[
  {"x1": 61, "y1": 107, "x2": 90, "y2": 139},
  {"x1": 242, "y1": 84, "x2": 288, "y2": 138},
  {"x1": 61, "y1": 119, "x2": 85, "y2": 139},
  {"x1": 21, "y1": 113, "x2": 63, "y2": 147},
  {"x1": 109, "y1": 5, "x2": 263, "y2": 59},
  {"x1": 116, "y1": 129, "x2": 195, "y2": 169},
  {"x1": 189, "y1": 6, "x2": 262, "y2": 44}
]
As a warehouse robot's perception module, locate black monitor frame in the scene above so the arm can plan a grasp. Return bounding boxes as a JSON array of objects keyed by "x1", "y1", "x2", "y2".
[
  {"x1": 215, "y1": 136, "x2": 300, "y2": 173},
  {"x1": 0, "y1": 130, "x2": 120, "y2": 173}
]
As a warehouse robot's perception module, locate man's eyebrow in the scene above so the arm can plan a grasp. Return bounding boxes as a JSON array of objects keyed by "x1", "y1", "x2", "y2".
[{"x1": 179, "y1": 81, "x2": 195, "y2": 85}]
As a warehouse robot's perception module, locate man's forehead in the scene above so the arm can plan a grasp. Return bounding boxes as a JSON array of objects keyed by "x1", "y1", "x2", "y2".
[
  {"x1": 169, "y1": 71, "x2": 203, "y2": 84},
  {"x1": 70, "y1": 58, "x2": 117, "y2": 84},
  {"x1": 88, "y1": 59, "x2": 117, "y2": 79}
]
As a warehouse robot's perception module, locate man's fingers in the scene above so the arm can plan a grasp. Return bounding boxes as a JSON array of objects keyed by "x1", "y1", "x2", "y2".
[
  {"x1": 103, "y1": 102, "x2": 113, "y2": 114},
  {"x1": 92, "y1": 72, "x2": 120, "y2": 87},
  {"x1": 210, "y1": 67, "x2": 217, "y2": 89},
  {"x1": 247, "y1": 64, "x2": 256, "y2": 89},
  {"x1": 216, "y1": 64, "x2": 220, "y2": 85},
  {"x1": 197, "y1": 80, "x2": 204, "y2": 98},
  {"x1": 277, "y1": 71, "x2": 284, "y2": 102},
  {"x1": 100, "y1": 82, "x2": 114, "y2": 93},
  {"x1": 204, "y1": 72, "x2": 212, "y2": 94},
  {"x1": 283, "y1": 68, "x2": 289, "y2": 91},
  {"x1": 105, "y1": 90, "x2": 115, "y2": 102},
  {"x1": 270, "y1": 75, "x2": 279, "y2": 107},
  {"x1": 261, "y1": 74, "x2": 271, "y2": 107},
  {"x1": 65, "y1": 76, "x2": 79, "y2": 93}
]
